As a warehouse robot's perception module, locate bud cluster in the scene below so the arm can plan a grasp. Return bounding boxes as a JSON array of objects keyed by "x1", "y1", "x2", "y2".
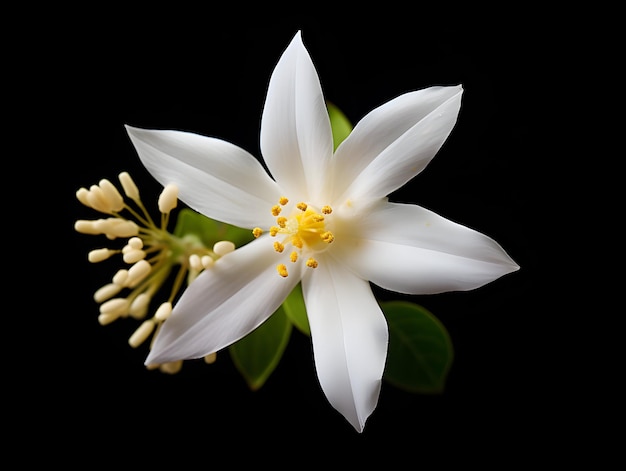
[{"x1": 75, "y1": 172, "x2": 233, "y2": 373}]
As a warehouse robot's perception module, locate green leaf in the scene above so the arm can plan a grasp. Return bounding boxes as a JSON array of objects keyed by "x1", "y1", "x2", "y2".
[
  {"x1": 173, "y1": 208, "x2": 254, "y2": 249},
  {"x1": 282, "y1": 283, "x2": 310, "y2": 336},
  {"x1": 229, "y1": 307, "x2": 292, "y2": 391},
  {"x1": 327, "y1": 101, "x2": 353, "y2": 151},
  {"x1": 382, "y1": 301, "x2": 454, "y2": 394}
]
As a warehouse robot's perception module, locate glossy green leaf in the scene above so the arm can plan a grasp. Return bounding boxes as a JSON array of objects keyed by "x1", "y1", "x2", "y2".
[
  {"x1": 382, "y1": 301, "x2": 454, "y2": 394},
  {"x1": 229, "y1": 307, "x2": 292, "y2": 391},
  {"x1": 173, "y1": 208, "x2": 254, "y2": 249},
  {"x1": 327, "y1": 101, "x2": 353, "y2": 151},
  {"x1": 282, "y1": 283, "x2": 310, "y2": 336}
]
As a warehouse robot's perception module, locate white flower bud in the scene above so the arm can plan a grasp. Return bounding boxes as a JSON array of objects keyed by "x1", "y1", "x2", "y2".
[
  {"x1": 213, "y1": 240, "x2": 235, "y2": 256},
  {"x1": 201, "y1": 255, "x2": 214, "y2": 269},
  {"x1": 159, "y1": 360, "x2": 183, "y2": 374},
  {"x1": 97, "y1": 218, "x2": 139, "y2": 238},
  {"x1": 189, "y1": 254, "x2": 202, "y2": 271},
  {"x1": 87, "y1": 185, "x2": 112, "y2": 213},
  {"x1": 154, "y1": 302, "x2": 172, "y2": 321},
  {"x1": 98, "y1": 312, "x2": 119, "y2": 325},
  {"x1": 126, "y1": 260, "x2": 151, "y2": 287},
  {"x1": 99, "y1": 179, "x2": 124, "y2": 212},
  {"x1": 88, "y1": 248, "x2": 116, "y2": 263},
  {"x1": 123, "y1": 248, "x2": 146, "y2": 264},
  {"x1": 100, "y1": 297, "x2": 130, "y2": 316},
  {"x1": 74, "y1": 220, "x2": 100, "y2": 235},
  {"x1": 128, "y1": 237, "x2": 143, "y2": 249},
  {"x1": 94, "y1": 283, "x2": 122, "y2": 303},
  {"x1": 129, "y1": 292, "x2": 151, "y2": 318},
  {"x1": 158, "y1": 183, "x2": 179, "y2": 214},
  {"x1": 112, "y1": 269, "x2": 129, "y2": 286},
  {"x1": 128, "y1": 320, "x2": 155, "y2": 348},
  {"x1": 118, "y1": 172, "x2": 140, "y2": 201},
  {"x1": 76, "y1": 188, "x2": 91, "y2": 207}
]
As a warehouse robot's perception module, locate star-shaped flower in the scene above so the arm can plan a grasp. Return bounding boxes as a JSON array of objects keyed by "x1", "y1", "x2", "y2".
[{"x1": 125, "y1": 31, "x2": 519, "y2": 432}]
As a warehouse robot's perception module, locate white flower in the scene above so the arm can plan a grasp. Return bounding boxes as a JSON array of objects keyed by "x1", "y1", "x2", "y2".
[{"x1": 125, "y1": 31, "x2": 519, "y2": 432}]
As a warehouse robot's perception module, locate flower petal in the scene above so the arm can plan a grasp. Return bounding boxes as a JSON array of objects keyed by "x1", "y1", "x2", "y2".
[
  {"x1": 301, "y1": 255, "x2": 388, "y2": 433},
  {"x1": 333, "y1": 202, "x2": 519, "y2": 294},
  {"x1": 260, "y1": 31, "x2": 333, "y2": 202},
  {"x1": 331, "y1": 86, "x2": 463, "y2": 203},
  {"x1": 145, "y1": 237, "x2": 301, "y2": 365},
  {"x1": 126, "y1": 125, "x2": 282, "y2": 229}
]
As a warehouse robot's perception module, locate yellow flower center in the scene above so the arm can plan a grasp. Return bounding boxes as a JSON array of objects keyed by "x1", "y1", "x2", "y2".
[{"x1": 253, "y1": 197, "x2": 334, "y2": 277}]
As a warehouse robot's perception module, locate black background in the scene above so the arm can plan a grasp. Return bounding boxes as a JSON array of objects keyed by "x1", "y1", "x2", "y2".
[{"x1": 27, "y1": 8, "x2": 563, "y2": 465}]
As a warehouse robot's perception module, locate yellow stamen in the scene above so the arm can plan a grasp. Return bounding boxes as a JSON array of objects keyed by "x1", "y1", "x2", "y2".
[
  {"x1": 252, "y1": 227, "x2": 263, "y2": 238},
  {"x1": 291, "y1": 235, "x2": 303, "y2": 249},
  {"x1": 277, "y1": 264, "x2": 288, "y2": 277},
  {"x1": 260, "y1": 199, "x2": 336, "y2": 276},
  {"x1": 321, "y1": 231, "x2": 335, "y2": 243}
]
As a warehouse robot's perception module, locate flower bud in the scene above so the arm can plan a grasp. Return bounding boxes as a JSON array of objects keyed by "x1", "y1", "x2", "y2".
[
  {"x1": 158, "y1": 183, "x2": 179, "y2": 214},
  {"x1": 74, "y1": 220, "x2": 100, "y2": 235},
  {"x1": 100, "y1": 297, "x2": 130, "y2": 317},
  {"x1": 213, "y1": 241, "x2": 235, "y2": 256},
  {"x1": 118, "y1": 171, "x2": 140, "y2": 201},
  {"x1": 94, "y1": 283, "x2": 123, "y2": 303},
  {"x1": 129, "y1": 292, "x2": 151, "y2": 318},
  {"x1": 99, "y1": 179, "x2": 124, "y2": 212},
  {"x1": 88, "y1": 248, "x2": 116, "y2": 263},
  {"x1": 123, "y1": 249, "x2": 146, "y2": 264},
  {"x1": 159, "y1": 360, "x2": 183, "y2": 374},
  {"x1": 128, "y1": 320, "x2": 155, "y2": 348},
  {"x1": 98, "y1": 312, "x2": 119, "y2": 326},
  {"x1": 189, "y1": 254, "x2": 202, "y2": 271},
  {"x1": 126, "y1": 260, "x2": 151, "y2": 287},
  {"x1": 76, "y1": 188, "x2": 91, "y2": 207},
  {"x1": 112, "y1": 269, "x2": 129, "y2": 286},
  {"x1": 127, "y1": 237, "x2": 143, "y2": 249},
  {"x1": 154, "y1": 302, "x2": 172, "y2": 321},
  {"x1": 87, "y1": 185, "x2": 112, "y2": 213},
  {"x1": 96, "y1": 218, "x2": 139, "y2": 238}
]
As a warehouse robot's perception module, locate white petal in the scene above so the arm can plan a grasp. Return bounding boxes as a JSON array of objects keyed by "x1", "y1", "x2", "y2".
[
  {"x1": 302, "y1": 256, "x2": 388, "y2": 432},
  {"x1": 331, "y1": 86, "x2": 463, "y2": 203},
  {"x1": 145, "y1": 237, "x2": 301, "y2": 365},
  {"x1": 260, "y1": 31, "x2": 333, "y2": 202},
  {"x1": 126, "y1": 126, "x2": 282, "y2": 229},
  {"x1": 333, "y1": 202, "x2": 519, "y2": 294}
]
